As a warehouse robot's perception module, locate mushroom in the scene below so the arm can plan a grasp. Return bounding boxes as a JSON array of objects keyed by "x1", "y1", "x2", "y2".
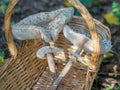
[
  {"x1": 62, "y1": 25, "x2": 112, "y2": 72},
  {"x1": 11, "y1": 7, "x2": 74, "y2": 79},
  {"x1": 12, "y1": 7, "x2": 74, "y2": 42},
  {"x1": 49, "y1": 56, "x2": 75, "y2": 90},
  {"x1": 36, "y1": 46, "x2": 62, "y2": 79},
  {"x1": 63, "y1": 25, "x2": 112, "y2": 55},
  {"x1": 49, "y1": 25, "x2": 112, "y2": 89},
  {"x1": 49, "y1": 46, "x2": 87, "y2": 90},
  {"x1": 63, "y1": 25, "x2": 112, "y2": 68}
]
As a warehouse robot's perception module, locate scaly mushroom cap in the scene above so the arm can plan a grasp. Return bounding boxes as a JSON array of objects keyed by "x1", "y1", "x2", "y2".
[
  {"x1": 36, "y1": 46, "x2": 61, "y2": 59},
  {"x1": 12, "y1": 7, "x2": 74, "y2": 42},
  {"x1": 63, "y1": 25, "x2": 112, "y2": 54}
]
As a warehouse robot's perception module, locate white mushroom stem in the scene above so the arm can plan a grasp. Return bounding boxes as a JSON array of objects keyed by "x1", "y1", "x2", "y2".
[
  {"x1": 49, "y1": 38, "x2": 88, "y2": 90},
  {"x1": 46, "y1": 53, "x2": 57, "y2": 79},
  {"x1": 36, "y1": 45, "x2": 61, "y2": 79},
  {"x1": 49, "y1": 57, "x2": 74, "y2": 90},
  {"x1": 45, "y1": 43, "x2": 57, "y2": 80}
]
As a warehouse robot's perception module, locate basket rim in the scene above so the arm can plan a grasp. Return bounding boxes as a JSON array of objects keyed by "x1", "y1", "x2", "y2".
[{"x1": 71, "y1": 16, "x2": 111, "y2": 40}]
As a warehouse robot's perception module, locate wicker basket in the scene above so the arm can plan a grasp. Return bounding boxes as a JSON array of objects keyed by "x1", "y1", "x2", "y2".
[{"x1": 0, "y1": 0, "x2": 111, "y2": 90}]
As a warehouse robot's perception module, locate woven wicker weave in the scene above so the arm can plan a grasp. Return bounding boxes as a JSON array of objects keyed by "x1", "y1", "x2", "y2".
[{"x1": 0, "y1": 0, "x2": 111, "y2": 90}]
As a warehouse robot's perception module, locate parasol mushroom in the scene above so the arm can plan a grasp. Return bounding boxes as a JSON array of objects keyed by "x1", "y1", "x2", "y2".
[
  {"x1": 63, "y1": 25, "x2": 112, "y2": 55},
  {"x1": 12, "y1": 7, "x2": 74, "y2": 42},
  {"x1": 63, "y1": 25, "x2": 112, "y2": 68},
  {"x1": 49, "y1": 25, "x2": 112, "y2": 90},
  {"x1": 11, "y1": 7, "x2": 74, "y2": 79},
  {"x1": 36, "y1": 46, "x2": 62, "y2": 79}
]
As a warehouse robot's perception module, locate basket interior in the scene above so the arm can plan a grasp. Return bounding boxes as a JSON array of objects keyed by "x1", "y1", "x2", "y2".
[{"x1": 0, "y1": 17, "x2": 109, "y2": 90}]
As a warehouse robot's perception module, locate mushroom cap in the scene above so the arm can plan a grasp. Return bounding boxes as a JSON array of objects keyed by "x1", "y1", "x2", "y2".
[
  {"x1": 12, "y1": 25, "x2": 44, "y2": 40},
  {"x1": 14, "y1": 7, "x2": 74, "y2": 26},
  {"x1": 12, "y1": 7, "x2": 74, "y2": 42},
  {"x1": 63, "y1": 25, "x2": 112, "y2": 54},
  {"x1": 63, "y1": 25, "x2": 90, "y2": 46},
  {"x1": 36, "y1": 46, "x2": 61, "y2": 59}
]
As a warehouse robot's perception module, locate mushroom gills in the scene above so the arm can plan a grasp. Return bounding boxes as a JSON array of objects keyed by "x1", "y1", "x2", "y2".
[{"x1": 36, "y1": 46, "x2": 62, "y2": 59}]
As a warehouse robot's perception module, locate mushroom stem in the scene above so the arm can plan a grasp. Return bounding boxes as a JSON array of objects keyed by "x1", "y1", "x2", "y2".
[
  {"x1": 45, "y1": 42, "x2": 57, "y2": 80},
  {"x1": 48, "y1": 57, "x2": 74, "y2": 90},
  {"x1": 49, "y1": 38, "x2": 89, "y2": 90},
  {"x1": 47, "y1": 53, "x2": 57, "y2": 79},
  {"x1": 76, "y1": 37, "x2": 89, "y2": 53}
]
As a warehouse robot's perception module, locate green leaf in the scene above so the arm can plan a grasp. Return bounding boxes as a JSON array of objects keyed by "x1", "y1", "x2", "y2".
[
  {"x1": 0, "y1": 3, "x2": 7, "y2": 14},
  {"x1": 104, "y1": 12, "x2": 119, "y2": 25},
  {"x1": 75, "y1": 11, "x2": 82, "y2": 16},
  {"x1": 0, "y1": 52, "x2": 5, "y2": 63},
  {"x1": 0, "y1": 52, "x2": 5, "y2": 57},
  {"x1": 81, "y1": 0, "x2": 93, "y2": 4},
  {"x1": 113, "y1": 8, "x2": 120, "y2": 12},
  {"x1": 0, "y1": 61, "x2": 3, "y2": 66},
  {"x1": 112, "y1": 2, "x2": 120, "y2": 18},
  {"x1": 112, "y1": 2, "x2": 119, "y2": 8},
  {"x1": 105, "y1": 87, "x2": 111, "y2": 90},
  {"x1": 64, "y1": 1, "x2": 73, "y2": 7},
  {"x1": 117, "y1": 87, "x2": 120, "y2": 90}
]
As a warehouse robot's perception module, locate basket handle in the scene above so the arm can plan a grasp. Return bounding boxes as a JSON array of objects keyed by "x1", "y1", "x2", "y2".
[
  {"x1": 4, "y1": 0, "x2": 19, "y2": 59},
  {"x1": 69, "y1": 0, "x2": 100, "y2": 64},
  {"x1": 4, "y1": 0, "x2": 100, "y2": 63}
]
